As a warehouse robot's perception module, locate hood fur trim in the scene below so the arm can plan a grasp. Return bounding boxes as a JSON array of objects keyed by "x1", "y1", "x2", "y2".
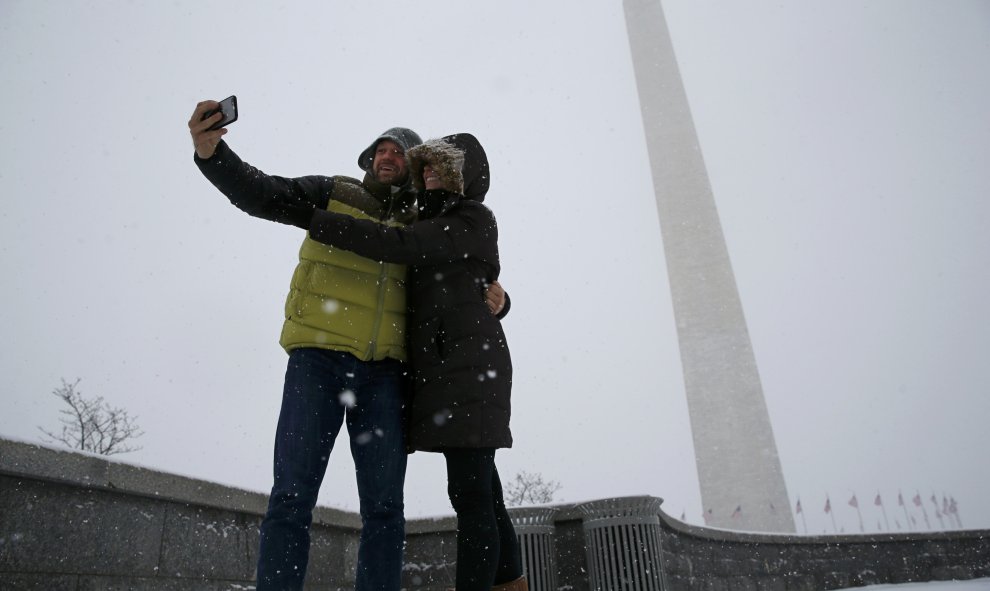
[
  {"x1": 407, "y1": 139, "x2": 465, "y2": 194},
  {"x1": 442, "y1": 133, "x2": 490, "y2": 202}
]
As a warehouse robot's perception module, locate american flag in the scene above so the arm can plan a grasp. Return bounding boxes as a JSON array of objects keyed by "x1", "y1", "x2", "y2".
[
  {"x1": 795, "y1": 499, "x2": 803, "y2": 514},
  {"x1": 874, "y1": 493, "x2": 883, "y2": 507},
  {"x1": 848, "y1": 494, "x2": 859, "y2": 508},
  {"x1": 912, "y1": 493, "x2": 922, "y2": 507},
  {"x1": 731, "y1": 505, "x2": 742, "y2": 519},
  {"x1": 825, "y1": 497, "x2": 832, "y2": 513}
]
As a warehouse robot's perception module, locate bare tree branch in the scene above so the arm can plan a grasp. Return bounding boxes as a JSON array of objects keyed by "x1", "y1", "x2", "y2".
[
  {"x1": 38, "y1": 378, "x2": 144, "y2": 455},
  {"x1": 504, "y1": 470, "x2": 562, "y2": 506}
]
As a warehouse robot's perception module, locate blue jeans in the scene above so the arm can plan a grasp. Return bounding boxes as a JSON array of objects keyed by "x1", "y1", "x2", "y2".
[{"x1": 257, "y1": 348, "x2": 409, "y2": 591}]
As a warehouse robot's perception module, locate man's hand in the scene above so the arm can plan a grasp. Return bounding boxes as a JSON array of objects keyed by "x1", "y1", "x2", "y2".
[
  {"x1": 188, "y1": 100, "x2": 228, "y2": 159},
  {"x1": 485, "y1": 281, "x2": 506, "y2": 316}
]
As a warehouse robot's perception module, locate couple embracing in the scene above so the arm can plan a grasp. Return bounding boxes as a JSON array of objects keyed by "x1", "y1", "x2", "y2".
[{"x1": 189, "y1": 100, "x2": 525, "y2": 591}]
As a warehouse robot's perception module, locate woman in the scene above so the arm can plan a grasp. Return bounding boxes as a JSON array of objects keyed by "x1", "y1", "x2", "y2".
[{"x1": 275, "y1": 133, "x2": 526, "y2": 591}]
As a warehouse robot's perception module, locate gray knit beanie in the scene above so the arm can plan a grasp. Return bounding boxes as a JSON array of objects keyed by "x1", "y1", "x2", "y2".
[{"x1": 357, "y1": 127, "x2": 423, "y2": 172}]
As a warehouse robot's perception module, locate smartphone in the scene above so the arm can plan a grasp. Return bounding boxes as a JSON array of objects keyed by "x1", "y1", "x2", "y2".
[{"x1": 202, "y1": 95, "x2": 238, "y2": 130}]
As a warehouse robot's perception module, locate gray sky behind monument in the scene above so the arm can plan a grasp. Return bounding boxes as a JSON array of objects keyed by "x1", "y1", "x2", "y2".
[{"x1": 2, "y1": 1, "x2": 988, "y2": 535}]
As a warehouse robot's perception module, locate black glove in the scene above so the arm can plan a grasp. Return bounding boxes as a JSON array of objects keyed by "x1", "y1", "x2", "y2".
[{"x1": 266, "y1": 196, "x2": 316, "y2": 230}]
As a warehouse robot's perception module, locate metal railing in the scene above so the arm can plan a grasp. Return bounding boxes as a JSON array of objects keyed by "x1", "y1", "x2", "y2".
[
  {"x1": 578, "y1": 497, "x2": 667, "y2": 591},
  {"x1": 509, "y1": 507, "x2": 559, "y2": 591}
]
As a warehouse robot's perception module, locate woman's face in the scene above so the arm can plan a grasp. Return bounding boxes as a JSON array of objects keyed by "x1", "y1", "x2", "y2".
[{"x1": 423, "y1": 164, "x2": 442, "y2": 190}]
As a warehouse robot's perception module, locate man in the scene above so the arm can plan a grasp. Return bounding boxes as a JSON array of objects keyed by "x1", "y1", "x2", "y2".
[{"x1": 187, "y1": 100, "x2": 506, "y2": 591}]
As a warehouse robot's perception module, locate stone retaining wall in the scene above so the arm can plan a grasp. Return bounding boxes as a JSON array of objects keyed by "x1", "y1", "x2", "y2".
[
  {"x1": 656, "y1": 513, "x2": 989, "y2": 590},
  {"x1": 1, "y1": 438, "x2": 987, "y2": 590}
]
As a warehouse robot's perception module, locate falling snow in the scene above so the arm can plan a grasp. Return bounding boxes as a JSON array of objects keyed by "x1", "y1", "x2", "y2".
[{"x1": 338, "y1": 390, "x2": 356, "y2": 408}]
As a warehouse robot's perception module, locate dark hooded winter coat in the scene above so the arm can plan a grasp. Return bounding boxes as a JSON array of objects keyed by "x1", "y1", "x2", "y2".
[{"x1": 304, "y1": 134, "x2": 512, "y2": 451}]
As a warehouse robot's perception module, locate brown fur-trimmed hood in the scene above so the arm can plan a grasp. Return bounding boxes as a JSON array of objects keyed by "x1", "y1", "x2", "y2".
[
  {"x1": 407, "y1": 139, "x2": 465, "y2": 194},
  {"x1": 407, "y1": 133, "x2": 491, "y2": 202}
]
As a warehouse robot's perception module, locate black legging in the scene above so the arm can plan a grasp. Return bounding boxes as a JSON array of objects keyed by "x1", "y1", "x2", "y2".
[{"x1": 443, "y1": 448, "x2": 523, "y2": 591}]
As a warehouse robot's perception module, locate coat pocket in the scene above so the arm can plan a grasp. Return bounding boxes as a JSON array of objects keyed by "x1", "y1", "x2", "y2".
[
  {"x1": 412, "y1": 317, "x2": 446, "y2": 362},
  {"x1": 433, "y1": 321, "x2": 447, "y2": 360}
]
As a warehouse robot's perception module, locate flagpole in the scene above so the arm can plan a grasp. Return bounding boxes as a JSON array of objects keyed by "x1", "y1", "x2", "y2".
[
  {"x1": 876, "y1": 492, "x2": 890, "y2": 531},
  {"x1": 915, "y1": 492, "x2": 932, "y2": 530},
  {"x1": 850, "y1": 493, "x2": 864, "y2": 533},
  {"x1": 941, "y1": 493, "x2": 961, "y2": 530},
  {"x1": 899, "y1": 491, "x2": 910, "y2": 531},
  {"x1": 931, "y1": 493, "x2": 945, "y2": 530},
  {"x1": 951, "y1": 498, "x2": 963, "y2": 529},
  {"x1": 941, "y1": 495, "x2": 954, "y2": 530},
  {"x1": 825, "y1": 495, "x2": 837, "y2": 534}
]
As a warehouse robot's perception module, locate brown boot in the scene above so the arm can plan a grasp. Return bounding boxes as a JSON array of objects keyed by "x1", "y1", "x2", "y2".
[{"x1": 491, "y1": 576, "x2": 528, "y2": 591}]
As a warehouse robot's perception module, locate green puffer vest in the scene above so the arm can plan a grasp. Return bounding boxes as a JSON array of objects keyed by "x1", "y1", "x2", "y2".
[{"x1": 279, "y1": 177, "x2": 416, "y2": 361}]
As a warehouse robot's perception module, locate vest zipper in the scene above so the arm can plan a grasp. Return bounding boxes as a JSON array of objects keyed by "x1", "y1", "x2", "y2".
[
  {"x1": 368, "y1": 262, "x2": 389, "y2": 359},
  {"x1": 368, "y1": 192, "x2": 400, "y2": 359}
]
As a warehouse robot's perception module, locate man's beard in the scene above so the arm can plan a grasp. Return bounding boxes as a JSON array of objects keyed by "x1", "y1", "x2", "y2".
[{"x1": 374, "y1": 168, "x2": 406, "y2": 185}]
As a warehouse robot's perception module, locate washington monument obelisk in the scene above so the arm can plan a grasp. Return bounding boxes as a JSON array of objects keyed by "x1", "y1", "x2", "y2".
[{"x1": 623, "y1": 0, "x2": 795, "y2": 533}]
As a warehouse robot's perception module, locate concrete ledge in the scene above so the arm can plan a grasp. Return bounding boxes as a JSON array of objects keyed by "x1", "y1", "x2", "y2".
[
  {"x1": 658, "y1": 504, "x2": 989, "y2": 546},
  {"x1": 0, "y1": 437, "x2": 360, "y2": 529},
  {"x1": 3, "y1": 437, "x2": 989, "y2": 591}
]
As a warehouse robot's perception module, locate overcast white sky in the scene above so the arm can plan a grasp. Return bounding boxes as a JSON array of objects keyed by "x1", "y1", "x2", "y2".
[{"x1": 2, "y1": 1, "x2": 988, "y2": 536}]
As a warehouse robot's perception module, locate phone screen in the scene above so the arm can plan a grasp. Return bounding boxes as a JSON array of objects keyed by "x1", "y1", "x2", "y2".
[{"x1": 204, "y1": 95, "x2": 238, "y2": 131}]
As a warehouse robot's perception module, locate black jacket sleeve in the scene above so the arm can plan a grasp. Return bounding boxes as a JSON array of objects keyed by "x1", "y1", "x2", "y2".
[
  {"x1": 497, "y1": 292, "x2": 511, "y2": 320},
  {"x1": 308, "y1": 197, "x2": 512, "y2": 318},
  {"x1": 308, "y1": 200, "x2": 499, "y2": 268},
  {"x1": 194, "y1": 141, "x2": 333, "y2": 221}
]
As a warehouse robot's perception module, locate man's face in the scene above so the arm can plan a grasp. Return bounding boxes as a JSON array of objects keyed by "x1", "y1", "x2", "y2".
[{"x1": 372, "y1": 140, "x2": 408, "y2": 185}]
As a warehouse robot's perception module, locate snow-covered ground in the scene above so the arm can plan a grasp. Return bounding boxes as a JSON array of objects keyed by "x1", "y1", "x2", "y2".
[{"x1": 844, "y1": 580, "x2": 990, "y2": 590}]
